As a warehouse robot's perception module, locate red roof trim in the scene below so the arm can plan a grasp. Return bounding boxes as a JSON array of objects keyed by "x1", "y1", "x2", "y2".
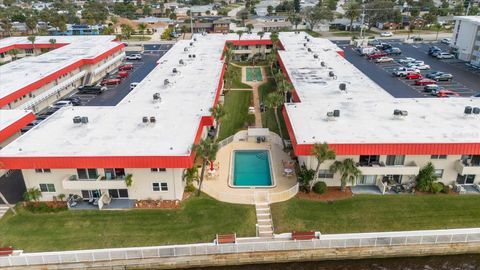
[
  {"x1": 0, "y1": 43, "x2": 68, "y2": 54},
  {"x1": 0, "y1": 112, "x2": 35, "y2": 144},
  {"x1": 0, "y1": 43, "x2": 124, "y2": 108}
]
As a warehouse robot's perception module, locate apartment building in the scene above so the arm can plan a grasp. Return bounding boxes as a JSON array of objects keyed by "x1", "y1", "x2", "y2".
[
  {"x1": 277, "y1": 32, "x2": 480, "y2": 189},
  {"x1": 452, "y1": 16, "x2": 480, "y2": 66}
]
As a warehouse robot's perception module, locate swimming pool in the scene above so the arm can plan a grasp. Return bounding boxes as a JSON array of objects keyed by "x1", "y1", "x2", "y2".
[{"x1": 231, "y1": 150, "x2": 274, "y2": 188}]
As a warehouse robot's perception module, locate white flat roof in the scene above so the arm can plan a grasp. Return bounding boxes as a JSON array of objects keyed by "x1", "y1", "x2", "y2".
[
  {"x1": 0, "y1": 33, "x2": 265, "y2": 157},
  {"x1": 278, "y1": 32, "x2": 480, "y2": 144},
  {"x1": 0, "y1": 110, "x2": 31, "y2": 132},
  {"x1": 454, "y1": 16, "x2": 480, "y2": 24},
  {"x1": 0, "y1": 36, "x2": 119, "y2": 101}
]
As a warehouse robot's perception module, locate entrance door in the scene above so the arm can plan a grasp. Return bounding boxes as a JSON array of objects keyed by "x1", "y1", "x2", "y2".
[
  {"x1": 357, "y1": 175, "x2": 376, "y2": 185},
  {"x1": 457, "y1": 174, "x2": 476, "y2": 185},
  {"x1": 81, "y1": 190, "x2": 100, "y2": 199}
]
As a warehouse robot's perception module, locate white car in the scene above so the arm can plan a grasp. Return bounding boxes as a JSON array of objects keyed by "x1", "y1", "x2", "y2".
[
  {"x1": 375, "y1": 57, "x2": 394, "y2": 63},
  {"x1": 409, "y1": 60, "x2": 425, "y2": 66},
  {"x1": 436, "y1": 52, "x2": 454, "y2": 59},
  {"x1": 392, "y1": 67, "x2": 420, "y2": 76},
  {"x1": 125, "y1": 54, "x2": 142, "y2": 60},
  {"x1": 440, "y1": 38, "x2": 451, "y2": 45},
  {"x1": 411, "y1": 64, "x2": 431, "y2": 70},
  {"x1": 49, "y1": 100, "x2": 73, "y2": 109},
  {"x1": 398, "y1": 57, "x2": 416, "y2": 64},
  {"x1": 380, "y1": 31, "x2": 393, "y2": 37}
]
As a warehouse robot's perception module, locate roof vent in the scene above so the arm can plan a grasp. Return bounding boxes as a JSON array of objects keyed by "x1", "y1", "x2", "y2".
[
  {"x1": 304, "y1": 35, "x2": 308, "y2": 40},
  {"x1": 307, "y1": 48, "x2": 312, "y2": 52},
  {"x1": 303, "y1": 43, "x2": 307, "y2": 47},
  {"x1": 474, "y1": 107, "x2": 480, "y2": 114},
  {"x1": 465, "y1": 106, "x2": 473, "y2": 114},
  {"x1": 189, "y1": 42, "x2": 193, "y2": 46},
  {"x1": 192, "y1": 54, "x2": 196, "y2": 58},
  {"x1": 172, "y1": 68, "x2": 177, "y2": 73},
  {"x1": 329, "y1": 71, "x2": 337, "y2": 80},
  {"x1": 339, "y1": 83, "x2": 346, "y2": 91},
  {"x1": 188, "y1": 54, "x2": 192, "y2": 58},
  {"x1": 164, "y1": 79, "x2": 170, "y2": 86},
  {"x1": 194, "y1": 38, "x2": 197, "y2": 41},
  {"x1": 184, "y1": 47, "x2": 188, "y2": 52},
  {"x1": 306, "y1": 38, "x2": 310, "y2": 42},
  {"x1": 320, "y1": 61, "x2": 326, "y2": 67},
  {"x1": 179, "y1": 59, "x2": 184, "y2": 65},
  {"x1": 142, "y1": 116, "x2": 148, "y2": 123},
  {"x1": 393, "y1": 109, "x2": 408, "y2": 119},
  {"x1": 73, "y1": 116, "x2": 82, "y2": 124},
  {"x1": 313, "y1": 54, "x2": 318, "y2": 59},
  {"x1": 153, "y1": 93, "x2": 161, "y2": 102}
]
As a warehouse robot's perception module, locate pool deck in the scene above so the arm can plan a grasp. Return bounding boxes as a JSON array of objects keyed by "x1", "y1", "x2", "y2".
[{"x1": 201, "y1": 141, "x2": 298, "y2": 205}]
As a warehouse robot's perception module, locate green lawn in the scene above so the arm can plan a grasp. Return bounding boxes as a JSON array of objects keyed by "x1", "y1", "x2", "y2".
[
  {"x1": 258, "y1": 71, "x2": 290, "y2": 140},
  {"x1": 0, "y1": 195, "x2": 256, "y2": 252},
  {"x1": 271, "y1": 195, "x2": 480, "y2": 234},
  {"x1": 229, "y1": 65, "x2": 252, "y2": 89},
  {"x1": 218, "y1": 91, "x2": 253, "y2": 141}
]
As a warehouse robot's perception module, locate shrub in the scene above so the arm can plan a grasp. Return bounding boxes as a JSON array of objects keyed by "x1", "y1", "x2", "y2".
[
  {"x1": 246, "y1": 114, "x2": 256, "y2": 126},
  {"x1": 431, "y1": 182, "x2": 444, "y2": 194},
  {"x1": 313, "y1": 181, "x2": 327, "y2": 194},
  {"x1": 442, "y1": 184, "x2": 450, "y2": 194},
  {"x1": 25, "y1": 202, "x2": 67, "y2": 213},
  {"x1": 416, "y1": 162, "x2": 438, "y2": 192},
  {"x1": 185, "y1": 184, "x2": 196, "y2": 192}
]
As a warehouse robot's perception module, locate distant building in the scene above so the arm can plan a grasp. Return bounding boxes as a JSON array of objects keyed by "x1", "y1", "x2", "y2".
[
  {"x1": 49, "y1": 24, "x2": 102, "y2": 36},
  {"x1": 452, "y1": 16, "x2": 480, "y2": 66}
]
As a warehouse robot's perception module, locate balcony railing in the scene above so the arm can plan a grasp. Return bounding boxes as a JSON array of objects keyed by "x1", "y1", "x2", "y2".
[
  {"x1": 358, "y1": 161, "x2": 420, "y2": 176},
  {"x1": 62, "y1": 175, "x2": 127, "y2": 190},
  {"x1": 455, "y1": 160, "x2": 480, "y2": 175}
]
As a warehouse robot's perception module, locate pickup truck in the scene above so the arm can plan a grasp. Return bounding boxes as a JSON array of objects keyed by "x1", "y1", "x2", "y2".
[
  {"x1": 392, "y1": 67, "x2": 420, "y2": 77},
  {"x1": 77, "y1": 84, "x2": 107, "y2": 94}
]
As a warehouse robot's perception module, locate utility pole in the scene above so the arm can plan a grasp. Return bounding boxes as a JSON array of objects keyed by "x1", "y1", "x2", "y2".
[
  {"x1": 190, "y1": 14, "x2": 193, "y2": 37},
  {"x1": 359, "y1": 6, "x2": 366, "y2": 39}
]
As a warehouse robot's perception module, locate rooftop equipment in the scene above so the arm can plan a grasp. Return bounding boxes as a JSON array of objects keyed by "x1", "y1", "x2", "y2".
[
  {"x1": 465, "y1": 106, "x2": 473, "y2": 114},
  {"x1": 142, "y1": 116, "x2": 148, "y2": 123},
  {"x1": 150, "y1": 116, "x2": 156, "y2": 123},
  {"x1": 474, "y1": 107, "x2": 480, "y2": 114},
  {"x1": 339, "y1": 83, "x2": 346, "y2": 91},
  {"x1": 81, "y1": 117, "x2": 88, "y2": 124},
  {"x1": 73, "y1": 116, "x2": 82, "y2": 124}
]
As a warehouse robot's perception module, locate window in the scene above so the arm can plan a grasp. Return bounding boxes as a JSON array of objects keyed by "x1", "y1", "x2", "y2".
[
  {"x1": 431, "y1": 155, "x2": 447, "y2": 159},
  {"x1": 77, "y1": 168, "x2": 98, "y2": 179},
  {"x1": 386, "y1": 155, "x2": 405, "y2": 166},
  {"x1": 25, "y1": 48, "x2": 33, "y2": 54},
  {"x1": 153, "y1": 182, "x2": 168, "y2": 191},
  {"x1": 318, "y1": 170, "x2": 334, "y2": 178},
  {"x1": 35, "y1": 168, "x2": 51, "y2": 173},
  {"x1": 39, "y1": 183, "x2": 55, "y2": 192},
  {"x1": 359, "y1": 155, "x2": 380, "y2": 165},
  {"x1": 434, "y1": 169, "x2": 444, "y2": 178},
  {"x1": 151, "y1": 168, "x2": 166, "y2": 172}
]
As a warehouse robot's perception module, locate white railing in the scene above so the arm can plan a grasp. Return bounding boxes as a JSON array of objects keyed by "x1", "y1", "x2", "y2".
[
  {"x1": 376, "y1": 178, "x2": 387, "y2": 195},
  {"x1": 1, "y1": 228, "x2": 479, "y2": 267},
  {"x1": 93, "y1": 52, "x2": 126, "y2": 75},
  {"x1": 268, "y1": 183, "x2": 299, "y2": 203}
]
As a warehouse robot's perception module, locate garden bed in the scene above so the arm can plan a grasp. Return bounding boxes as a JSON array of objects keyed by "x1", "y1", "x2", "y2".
[
  {"x1": 135, "y1": 192, "x2": 194, "y2": 209},
  {"x1": 296, "y1": 187, "x2": 353, "y2": 201}
]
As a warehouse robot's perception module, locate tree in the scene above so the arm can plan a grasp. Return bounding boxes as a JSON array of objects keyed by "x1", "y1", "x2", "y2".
[
  {"x1": 344, "y1": 1, "x2": 361, "y2": 31},
  {"x1": 23, "y1": 188, "x2": 42, "y2": 202},
  {"x1": 183, "y1": 167, "x2": 199, "y2": 189},
  {"x1": 330, "y1": 158, "x2": 361, "y2": 192},
  {"x1": 1, "y1": 20, "x2": 12, "y2": 37},
  {"x1": 416, "y1": 162, "x2": 438, "y2": 192},
  {"x1": 240, "y1": 10, "x2": 249, "y2": 25},
  {"x1": 327, "y1": 0, "x2": 337, "y2": 10},
  {"x1": 83, "y1": 1, "x2": 109, "y2": 23},
  {"x1": 138, "y1": 23, "x2": 147, "y2": 39},
  {"x1": 265, "y1": 92, "x2": 286, "y2": 147},
  {"x1": 121, "y1": 24, "x2": 134, "y2": 39},
  {"x1": 27, "y1": 36, "x2": 36, "y2": 56},
  {"x1": 294, "y1": 0, "x2": 301, "y2": 13},
  {"x1": 298, "y1": 164, "x2": 316, "y2": 192},
  {"x1": 246, "y1": 23, "x2": 254, "y2": 33},
  {"x1": 364, "y1": 1, "x2": 396, "y2": 30},
  {"x1": 236, "y1": 30, "x2": 244, "y2": 40},
  {"x1": 311, "y1": 142, "x2": 336, "y2": 182},
  {"x1": 192, "y1": 138, "x2": 219, "y2": 196},
  {"x1": 432, "y1": 23, "x2": 442, "y2": 40},
  {"x1": 288, "y1": 13, "x2": 302, "y2": 30},
  {"x1": 257, "y1": 31, "x2": 265, "y2": 39},
  {"x1": 453, "y1": 3, "x2": 465, "y2": 15},
  {"x1": 209, "y1": 104, "x2": 227, "y2": 136},
  {"x1": 48, "y1": 38, "x2": 56, "y2": 51},
  {"x1": 7, "y1": 48, "x2": 19, "y2": 60},
  {"x1": 410, "y1": 7, "x2": 420, "y2": 18},
  {"x1": 267, "y1": 5, "x2": 274, "y2": 15},
  {"x1": 25, "y1": 16, "x2": 38, "y2": 34},
  {"x1": 303, "y1": 6, "x2": 333, "y2": 31}
]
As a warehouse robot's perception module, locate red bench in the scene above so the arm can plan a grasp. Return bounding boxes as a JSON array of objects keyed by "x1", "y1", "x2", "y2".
[
  {"x1": 216, "y1": 233, "x2": 236, "y2": 244},
  {"x1": 0, "y1": 247, "x2": 14, "y2": 256},
  {"x1": 291, "y1": 231, "x2": 317, "y2": 240}
]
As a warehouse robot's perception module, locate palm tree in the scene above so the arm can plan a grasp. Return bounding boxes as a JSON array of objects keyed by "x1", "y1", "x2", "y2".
[
  {"x1": 236, "y1": 30, "x2": 244, "y2": 40},
  {"x1": 330, "y1": 158, "x2": 361, "y2": 192},
  {"x1": 246, "y1": 23, "x2": 254, "y2": 33},
  {"x1": 183, "y1": 167, "x2": 199, "y2": 186},
  {"x1": 8, "y1": 48, "x2": 19, "y2": 61},
  {"x1": 265, "y1": 92, "x2": 286, "y2": 148},
  {"x1": 270, "y1": 31, "x2": 279, "y2": 50},
  {"x1": 192, "y1": 138, "x2": 219, "y2": 196},
  {"x1": 311, "y1": 143, "x2": 336, "y2": 182},
  {"x1": 257, "y1": 31, "x2": 265, "y2": 39},
  {"x1": 27, "y1": 36, "x2": 36, "y2": 56},
  {"x1": 23, "y1": 188, "x2": 42, "y2": 202},
  {"x1": 181, "y1": 24, "x2": 188, "y2": 39},
  {"x1": 223, "y1": 67, "x2": 234, "y2": 92},
  {"x1": 266, "y1": 51, "x2": 277, "y2": 77},
  {"x1": 344, "y1": 0, "x2": 360, "y2": 31},
  {"x1": 433, "y1": 23, "x2": 442, "y2": 40},
  {"x1": 209, "y1": 104, "x2": 227, "y2": 137},
  {"x1": 138, "y1": 22, "x2": 147, "y2": 39},
  {"x1": 48, "y1": 38, "x2": 56, "y2": 51}
]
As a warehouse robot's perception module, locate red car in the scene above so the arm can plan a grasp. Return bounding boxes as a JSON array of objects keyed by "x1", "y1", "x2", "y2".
[
  {"x1": 100, "y1": 78, "x2": 121, "y2": 86},
  {"x1": 367, "y1": 52, "x2": 388, "y2": 59},
  {"x1": 437, "y1": 90, "x2": 460, "y2": 97},
  {"x1": 119, "y1": 64, "x2": 133, "y2": 71},
  {"x1": 414, "y1": 78, "x2": 436, "y2": 86},
  {"x1": 117, "y1": 71, "x2": 129, "y2": 78},
  {"x1": 405, "y1": 72, "x2": 422, "y2": 80}
]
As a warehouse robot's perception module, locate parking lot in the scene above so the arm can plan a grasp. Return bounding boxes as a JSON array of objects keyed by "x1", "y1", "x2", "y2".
[{"x1": 333, "y1": 40, "x2": 480, "y2": 98}]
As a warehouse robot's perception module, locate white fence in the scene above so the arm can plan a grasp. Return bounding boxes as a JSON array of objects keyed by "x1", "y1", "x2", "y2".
[
  {"x1": 1, "y1": 228, "x2": 480, "y2": 267},
  {"x1": 217, "y1": 130, "x2": 285, "y2": 149}
]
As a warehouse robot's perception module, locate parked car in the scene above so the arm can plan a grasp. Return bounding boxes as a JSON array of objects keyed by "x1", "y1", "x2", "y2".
[
  {"x1": 433, "y1": 73, "x2": 453, "y2": 81},
  {"x1": 101, "y1": 78, "x2": 121, "y2": 85},
  {"x1": 440, "y1": 38, "x2": 452, "y2": 45},
  {"x1": 117, "y1": 71, "x2": 129, "y2": 78},
  {"x1": 436, "y1": 52, "x2": 455, "y2": 59},
  {"x1": 472, "y1": 93, "x2": 480, "y2": 97},
  {"x1": 20, "y1": 120, "x2": 42, "y2": 133},
  {"x1": 415, "y1": 78, "x2": 437, "y2": 86},
  {"x1": 437, "y1": 90, "x2": 460, "y2": 97},
  {"x1": 125, "y1": 54, "x2": 142, "y2": 60},
  {"x1": 375, "y1": 57, "x2": 394, "y2": 63},
  {"x1": 367, "y1": 52, "x2": 388, "y2": 59},
  {"x1": 392, "y1": 67, "x2": 420, "y2": 76},
  {"x1": 119, "y1": 64, "x2": 134, "y2": 71},
  {"x1": 368, "y1": 39, "x2": 382, "y2": 46},
  {"x1": 431, "y1": 50, "x2": 443, "y2": 57},
  {"x1": 410, "y1": 64, "x2": 431, "y2": 70},
  {"x1": 398, "y1": 57, "x2": 416, "y2": 64},
  {"x1": 356, "y1": 46, "x2": 378, "y2": 56},
  {"x1": 424, "y1": 84, "x2": 442, "y2": 93},
  {"x1": 385, "y1": 47, "x2": 402, "y2": 55},
  {"x1": 78, "y1": 84, "x2": 107, "y2": 94},
  {"x1": 405, "y1": 72, "x2": 422, "y2": 80},
  {"x1": 62, "y1": 96, "x2": 81, "y2": 106},
  {"x1": 412, "y1": 36, "x2": 423, "y2": 41},
  {"x1": 380, "y1": 31, "x2": 393, "y2": 37},
  {"x1": 428, "y1": 46, "x2": 442, "y2": 56},
  {"x1": 426, "y1": 71, "x2": 444, "y2": 79},
  {"x1": 49, "y1": 100, "x2": 73, "y2": 109},
  {"x1": 130, "y1": 82, "x2": 139, "y2": 90}
]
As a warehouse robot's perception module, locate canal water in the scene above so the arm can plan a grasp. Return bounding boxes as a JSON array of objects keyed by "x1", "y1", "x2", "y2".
[{"x1": 189, "y1": 254, "x2": 480, "y2": 270}]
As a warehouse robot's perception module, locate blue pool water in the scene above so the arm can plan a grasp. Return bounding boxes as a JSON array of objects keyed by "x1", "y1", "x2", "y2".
[{"x1": 233, "y1": 150, "x2": 272, "y2": 186}]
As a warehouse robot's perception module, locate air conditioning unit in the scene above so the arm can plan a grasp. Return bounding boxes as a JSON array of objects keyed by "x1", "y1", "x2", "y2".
[
  {"x1": 326, "y1": 110, "x2": 340, "y2": 121},
  {"x1": 150, "y1": 116, "x2": 156, "y2": 123},
  {"x1": 473, "y1": 107, "x2": 480, "y2": 114},
  {"x1": 339, "y1": 83, "x2": 346, "y2": 91},
  {"x1": 142, "y1": 116, "x2": 148, "y2": 123},
  {"x1": 81, "y1": 117, "x2": 89, "y2": 124},
  {"x1": 393, "y1": 109, "x2": 408, "y2": 119},
  {"x1": 73, "y1": 116, "x2": 82, "y2": 124},
  {"x1": 465, "y1": 106, "x2": 473, "y2": 114}
]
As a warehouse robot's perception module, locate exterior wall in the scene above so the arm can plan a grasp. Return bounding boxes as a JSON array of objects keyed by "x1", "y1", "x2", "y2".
[
  {"x1": 22, "y1": 167, "x2": 185, "y2": 202},
  {"x1": 300, "y1": 154, "x2": 477, "y2": 187},
  {"x1": 453, "y1": 18, "x2": 480, "y2": 62},
  {"x1": 232, "y1": 44, "x2": 272, "y2": 60}
]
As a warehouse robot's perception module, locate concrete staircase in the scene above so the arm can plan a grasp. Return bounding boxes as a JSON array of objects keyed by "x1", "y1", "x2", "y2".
[
  {"x1": 0, "y1": 205, "x2": 9, "y2": 219},
  {"x1": 255, "y1": 202, "x2": 274, "y2": 238}
]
